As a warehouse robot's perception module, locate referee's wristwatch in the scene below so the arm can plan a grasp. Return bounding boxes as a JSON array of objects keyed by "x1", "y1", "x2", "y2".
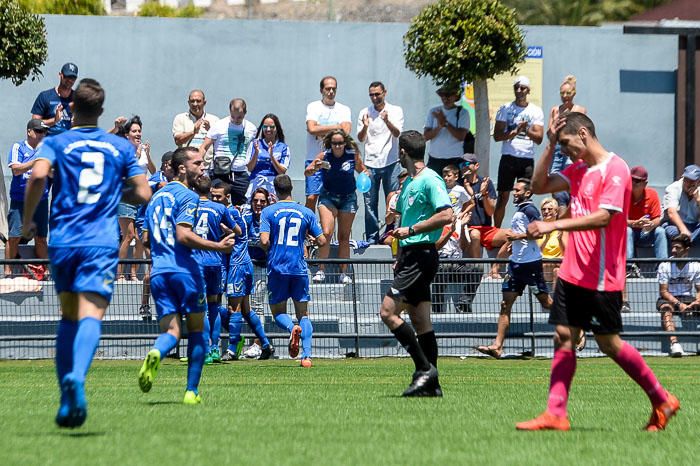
[{"x1": 408, "y1": 226, "x2": 416, "y2": 236}]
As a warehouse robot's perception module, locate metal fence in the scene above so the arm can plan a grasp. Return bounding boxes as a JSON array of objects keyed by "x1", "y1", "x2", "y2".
[{"x1": 1, "y1": 257, "x2": 698, "y2": 360}]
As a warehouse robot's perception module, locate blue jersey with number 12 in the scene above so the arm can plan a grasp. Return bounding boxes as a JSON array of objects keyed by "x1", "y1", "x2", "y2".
[
  {"x1": 260, "y1": 201, "x2": 322, "y2": 276},
  {"x1": 35, "y1": 126, "x2": 142, "y2": 248},
  {"x1": 143, "y1": 181, "x2": 200, "y2": 276}
]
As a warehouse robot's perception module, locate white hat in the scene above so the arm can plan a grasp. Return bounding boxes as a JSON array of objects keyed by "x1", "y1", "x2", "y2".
[{"x1": 514, "y1": 75, "x2": 531, "y2": 87}]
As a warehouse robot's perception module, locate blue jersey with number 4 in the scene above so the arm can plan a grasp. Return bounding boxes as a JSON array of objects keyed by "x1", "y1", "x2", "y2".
[
  {"x1": 260, "y1": 201, "x2": 322, "y2": 276},
  {"x1": 35, "y1": 126, "x2": 141, "y2": 249},
  {"x1": 228, "y1": 206, "x2": 251, "y2": 266},
  {"x1": 144, "y1": 181, "x2": 200, "y2": 276},
  {"x1": 193, "y1": 199, "x2": 237, "y2": 267}
]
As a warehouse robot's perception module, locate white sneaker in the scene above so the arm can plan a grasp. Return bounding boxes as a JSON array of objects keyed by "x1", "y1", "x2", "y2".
[
  {"x1": 242, "y1": 342, "x2": 262, "y2": 359},
  {"x1": 340, "y1": 273, "x2": 352, "y2": 285},
  {"x1": 312, "y1": 270, "x2": 326, "y2": 283},
  {"x1": 670, "y1": 342, "x2": 684, "y2": 358}
]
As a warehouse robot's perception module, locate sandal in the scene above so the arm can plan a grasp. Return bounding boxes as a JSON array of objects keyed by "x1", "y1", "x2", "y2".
[{"x1": 476, "y1": 345, "x2": 502, "y2": 359}]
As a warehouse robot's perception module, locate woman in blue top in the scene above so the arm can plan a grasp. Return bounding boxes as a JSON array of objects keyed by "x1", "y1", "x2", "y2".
[
  {"x1": 305, "y1": 129, "x2": 368, "y2": 284},
  {"x1": 245, "y1": 113, "x2": 290, "y2": 202}
]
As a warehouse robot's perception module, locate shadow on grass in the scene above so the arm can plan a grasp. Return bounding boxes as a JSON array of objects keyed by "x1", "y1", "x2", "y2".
[
  {"x1": 64, "y1": 431, "x2": 107, "y2": 438},
  {"x1": 142, "y1": 400, "x2": 180, "y2": 406},
  {"x1": 20, "y1": 430, "x2": 108, "y2": 438}
]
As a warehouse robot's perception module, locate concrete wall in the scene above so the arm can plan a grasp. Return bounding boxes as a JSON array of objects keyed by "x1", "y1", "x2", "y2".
[{"x1": 1, "y1": 16, "x2": 678, "y2": 238}]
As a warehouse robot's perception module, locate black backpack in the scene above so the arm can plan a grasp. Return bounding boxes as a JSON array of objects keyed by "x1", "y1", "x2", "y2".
[{"x1": 456, "y1": 106, "x2": 475, "y2": 154}]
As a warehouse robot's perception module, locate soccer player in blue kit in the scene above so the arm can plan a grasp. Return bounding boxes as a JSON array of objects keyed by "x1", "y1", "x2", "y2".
[
  {"x1": 22, "y1": 78, "x2": 152, "y2": 428},
  {"x1": 192, "y1": 175, "x2": 241, "y2": 363},
  {"x1": 260, "y1": 175, "x2": 326, "y2": 367},
  {"x1": 138, "y1": 147, "x2": 234, "y2": 404},
  {"x1": 223, "y1": 195, "x2": 276, "y2": 361}
]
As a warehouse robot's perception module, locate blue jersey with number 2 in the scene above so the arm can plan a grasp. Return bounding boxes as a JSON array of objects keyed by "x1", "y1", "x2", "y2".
[
  {"x1": 144, "y1": 181, "x2": 200, "y2": 276},
  {"x1": 260, "y1": 201, "x2": 322, "y2": 276},
  {"x1": 35, "y1": 126, "x2": 142, "y2": 249}
]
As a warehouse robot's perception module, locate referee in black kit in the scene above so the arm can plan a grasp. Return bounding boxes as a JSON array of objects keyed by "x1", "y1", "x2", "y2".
[{"x1": 379, "y1": 130, "x2": 453, "y2": 396}]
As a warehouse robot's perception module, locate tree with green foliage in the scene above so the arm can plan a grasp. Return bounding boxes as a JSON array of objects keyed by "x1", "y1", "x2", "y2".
[
  {"x1": 18, "y1": 0, "x2": 104, "y2": 15},
  {"x1": 503, "y1": 0, "x2": 673, "y2": 25},
  {"x1": 138, "y1": 0, "x2": 203, "y2": 18},
  {"x1": 404, "y1": 0, "x2": 525, "y2": 173},
  {"x1": 0, "y1": 0, "x2": 48, "y2": 86}
]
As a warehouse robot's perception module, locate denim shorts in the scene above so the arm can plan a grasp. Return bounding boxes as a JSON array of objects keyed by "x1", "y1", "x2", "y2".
[
  {"x1": 8, "y1": 198, "x2": 49, "y2": 238},
  {"x1": 319, "y1": 189, "x2": 358, "y2": 214},
  {"x1": 118, "y1": 202, "x2": 138, "y2": 219},
  {"x1": 305, "y1": 160, "x2": 323, "y2": 196}
]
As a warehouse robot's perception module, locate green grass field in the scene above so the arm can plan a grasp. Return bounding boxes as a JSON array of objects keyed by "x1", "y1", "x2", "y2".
[{"x1": 0, "y1": 357, "x2": 696, "y2": 465}]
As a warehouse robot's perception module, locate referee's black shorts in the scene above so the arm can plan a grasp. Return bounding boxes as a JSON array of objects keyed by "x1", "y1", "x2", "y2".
[
  {"x1": 386, "y1": 244, "x2": 439, "y2": 307},
  {"x1": 548, "y1": 278, "x2": 623, "y2": 335}
]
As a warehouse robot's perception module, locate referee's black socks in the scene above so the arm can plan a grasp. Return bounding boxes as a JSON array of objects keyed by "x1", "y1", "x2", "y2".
[
  {"x1": 392, "y1": 322, "x2": 431, "y2": 372},
  {"x1": 418, "y1": 331, "x2": 438, "y2": 368}
]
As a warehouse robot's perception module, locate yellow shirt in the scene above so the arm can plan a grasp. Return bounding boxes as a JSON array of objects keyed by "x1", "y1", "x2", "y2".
[{"x1": 538, "y1": 231, "x2": 563, "y2": 258}]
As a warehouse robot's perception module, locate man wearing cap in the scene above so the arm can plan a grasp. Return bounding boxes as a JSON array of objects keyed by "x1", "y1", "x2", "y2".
[
  {"x1": 461, "y1": 154, "x2": 508, "y2": 260},
  {"x1": 5, "y1": 120, "x2": 51, "y2": 276},
  {"x1": 627, "y1": 165, "x2": 666, "y2": 261},
  {"x1": 423, "y1": 83, "x2": 470, "y2": 175},
  {"x1": 492, "y1": 76, "x2": 544, "y2": 228},
  {"x1": 31, "y1": 63, "x2": 78, "y2": 136},
  {"x1": 662, "y1": 164, "x2": 700, "y2": 245}
]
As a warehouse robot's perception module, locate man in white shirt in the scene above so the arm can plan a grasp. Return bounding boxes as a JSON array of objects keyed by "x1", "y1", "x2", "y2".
[
  {"x1": 423, "y1": 83, "x2": 470, "y2": 175},
  {"x1": 492, "y1": 76, "x2": 544, "y2": 228},
  {"x1": 199, "y1": 98, "x2": 257, "y2": 206},
  {"x1": 305, "y1": 76, "x2": 352, "y2": 210},
  {"x1": 656, "y1": 234, "x2": 700, "y2": 357},
  {"x1": 357, "y1": 81, "x2": 404, "y2": 243},
  {"x1": 662, "y1": 164, "x2": 700, "y2": 245},
  {"x1": 172, "y1": 89, "x2": 219, "y2": 167}
]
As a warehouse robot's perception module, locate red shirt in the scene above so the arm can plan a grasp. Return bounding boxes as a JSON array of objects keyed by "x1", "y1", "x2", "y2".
[
  {"x1": 628, "y1": 187, "x2": 661, "y2": 223},
  {"x1": 557, "y1": 154, "x2": 631, "y2": 292}
]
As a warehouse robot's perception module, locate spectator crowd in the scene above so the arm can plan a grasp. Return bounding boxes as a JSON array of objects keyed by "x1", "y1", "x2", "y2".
[{"x1": 6, "y1": 63, "x2": 700, "y2": 357}]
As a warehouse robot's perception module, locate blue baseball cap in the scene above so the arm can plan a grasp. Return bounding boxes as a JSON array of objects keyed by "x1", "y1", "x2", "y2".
[
  {"x1": 682, "y1": 164, "x2": 700, "y2": 182},
  {"x1": 60, "y1": 62, "x2": 78, "y2": 78}
]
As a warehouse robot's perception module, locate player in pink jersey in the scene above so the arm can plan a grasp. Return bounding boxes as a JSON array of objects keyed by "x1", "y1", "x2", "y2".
[{"x1": 516, "y1": 112, "x2": 679, "y2": 432}]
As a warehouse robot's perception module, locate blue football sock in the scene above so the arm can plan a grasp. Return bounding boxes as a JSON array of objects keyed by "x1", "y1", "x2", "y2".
[
  {"x1": 243, "y1": 311, "x2": 270, "y2": 348},
  {"x1": 274, "y1": 313, "x2": 294, "y2": 333},
  {"x1": 228, "y1": 311, "x2": 243, "y2": 352},
  {"x1": 202, "y1": 309, "x2": 211, "y2": 347},
  {"x1": 55, "y1": 318, "x2": 78, "y2": 387},
  {"x1": 153, "y1": 333, "x2": 178, "y2": 359},
  {"x1": 186, "y1": 331, "x2": 206, "y2": 393},
  {"x1": 219, "y1": 307, "x2": 230, "y2": 330},
  {"x1": 208, "y1": 303, "x2": 222, "y2": 351},
  {"x1": 299, "y1": 316, "x2": 313, "y2": 359},
  {"x1": 72, "y1": 317, "x2": 102, "y2": 383}
]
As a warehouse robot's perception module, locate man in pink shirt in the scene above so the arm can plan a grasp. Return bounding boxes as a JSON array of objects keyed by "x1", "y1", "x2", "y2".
[{"x1": 517, "y1": 112, "x2": 679, "y2": 432}]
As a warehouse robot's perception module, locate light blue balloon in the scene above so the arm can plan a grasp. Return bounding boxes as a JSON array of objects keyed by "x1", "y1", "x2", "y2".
[{"x1": 356, "y1": 172, "x2": 372, "y2": 193}]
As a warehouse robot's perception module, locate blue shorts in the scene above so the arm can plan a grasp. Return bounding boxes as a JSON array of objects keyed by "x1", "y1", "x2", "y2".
[
  {"x1": 118, "y1": 202, "x2": 138, "y2": 220},
  {"x1": 305, "y1": 160, "x2": 323, "y2": 196},
  {"x1": 319, "y1": 188, "x2": 358, "y2": 214},
  {"x1": 50, "y1": 246, "x2": 119, "y2": 301},
  {"x1": 227, "y1": 261, "x2": 254, "y2": 297},
  {"x1": 502, "y1": 260, "x2": 549, "y2": 296},
  {"x1": 9, "y1": 198, "x2": 49, "y2": 238},
  {"x1": 267, "y1": 270, "x2": 310, "y2": 305},
  {"x1": 201, "y1": 264, "x2": 225, "y2": 296},
  {"x1": 151, "y1": 272, "x2": 206, "y2": 320}
]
